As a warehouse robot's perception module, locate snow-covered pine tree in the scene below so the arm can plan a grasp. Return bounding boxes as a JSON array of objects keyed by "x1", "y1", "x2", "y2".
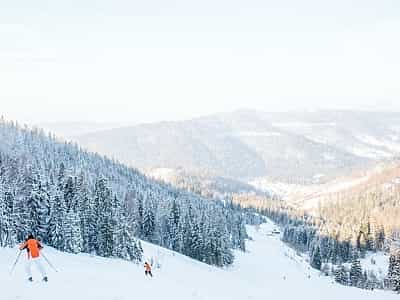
[
  {"x1": 47, "y1": 192, "x2": 66, "y2": 250},
  {"x1": 2, "y1": 190, "x2": 16, "y2": 247},
  {"x1": 133, "y1": 193, "x2": 144, "y2": 238},
  {"x1": 365, "y1": 222, "x2": 374, "y2": 251},
  {"x1": 63, "y1": 176, "x2": 76, "y2": 212},
  {"x1": 374, "y1": 225, "x2": 385, "y2": 251},
  {"x1": 94, "y1": 177, "x2": 114, "y2": 257},
  {"x1": 168, "y1": 199, "x2": 180, "y2": 251},
  {"x1": 57, "y1": 162, "x2": 66, "y2": 191},
  {"x1": 334, "y1": 265, "x2": 348, "y2": 285},
  {"x1": 133, "y1": 240, "x2": 144, "y2": 263},
  {"x1": 64, "y1": 210, "x2": 82, "y2": 254},
  {"x1": 388, "y1": 250, "x2": 400, "y2": 292},
  {"x1": 26, "y1": 175, "x2": 50, "y2": 240},
  {"x1": 112, "y1": 195, "x2": 124, "y2": 258},
  {"x1": 311, "y1": 245, "x2": 322, "y2": 270},
  {"x1": 349, "y1": 254, "x2": 363, "y2": 287},
  {"x1": 142, "y1": 199, "x2": 156, "y2": 242},
  {"x1": 236, "y1": 214, "x2": 247, "y2": 252},
  {"x1": 77, "y1": 174, "x2": 93, "y2": 253},
  {"x1": 0, "y1": 184, "x2": 6, "y2": 246}
]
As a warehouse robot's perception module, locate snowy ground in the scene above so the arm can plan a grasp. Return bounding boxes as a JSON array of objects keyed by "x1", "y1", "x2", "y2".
[
  {"x1": 360, "y1": 252, "x2": 390, "y2": 281},
  {"x1": 1, "y1": 220, "x2": 397, "y2": 300}
]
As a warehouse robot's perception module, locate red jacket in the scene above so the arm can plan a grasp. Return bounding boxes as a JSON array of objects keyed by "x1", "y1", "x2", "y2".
[
  {"x1": 144, "y1": 263, "x2": 152, "y2": 272},
  {"x1": 19, "y1": 239, "x2": 43, "y2": 259}
]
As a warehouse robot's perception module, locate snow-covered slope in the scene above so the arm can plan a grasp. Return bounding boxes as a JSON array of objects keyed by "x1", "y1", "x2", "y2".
[{"x1": 1, "y1": 221, "x2": 396, "y2": 300}]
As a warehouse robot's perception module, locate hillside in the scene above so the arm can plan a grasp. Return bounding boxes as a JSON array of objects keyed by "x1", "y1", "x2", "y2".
[
  {"x1": 147, "y1": 167, "x2": 271, "y2": 199},
  {"x1": 74, "y1": 110, "x2": 400, "y2": 183},
  {"x1": 250, "y1": 160, "x2": 400, "y2": 210},
  {"x1": 2, "y1": 221, "x2": 397, "y2": 300},
  {"x1": 0, "y1": 119, "x2": 248, "y2": 266},
  {"x1": 238, "y1": 161, "x2": 400, "y2": 291}
]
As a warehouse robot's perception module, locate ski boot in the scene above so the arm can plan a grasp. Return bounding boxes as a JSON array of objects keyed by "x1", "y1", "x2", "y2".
[{"x1": 43, "y1": 276, "x2": 48, "y2": 282}]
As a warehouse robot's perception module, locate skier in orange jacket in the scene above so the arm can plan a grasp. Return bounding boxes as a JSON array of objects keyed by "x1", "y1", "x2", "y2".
[
  {"x1": 144, "y1": 262, "x2": 153, "y2": 277},
  {"x1": 19, "y1": 234, "x2": 48, "y2": 282}
]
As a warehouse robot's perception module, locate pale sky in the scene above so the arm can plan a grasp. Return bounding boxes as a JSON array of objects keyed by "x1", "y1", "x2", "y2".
[{"x1": 1, "y1": 0, "x2": 399, "y2": 124}]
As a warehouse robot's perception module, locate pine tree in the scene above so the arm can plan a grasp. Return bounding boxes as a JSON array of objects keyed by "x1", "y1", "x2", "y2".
[
  {"x1": 47, "y1": 193, "x2": 66, "y2": 250},
  {"x1": 0, "y1": 186, "x2": 6, "y2": 246},
  {"x1": 374, "y1": 225, "x2": 385, "y2": 251},
  {"x1": 364, "y1": 221, "x2": 374, "y2": 251},
  {"x1": 311, "y1": 246, "x2": 322, "y2": 270},
  {"x1": 132, "y1": 240, "x2": 144, "y2": 263},
  {"x1": 350, "y1": 254, "x2": 363, "y2": 287},
  {"x1": 94, "y1": 177, "x2": 114, "y2": 257},
  {"x1": 142, "y1": 201, "x2": 156, "y2": 242},
  {"x1": 78, "y1": 176, "x2": 93, "y2": 253},
  {"x1": 388, "y1": 250, "x2": 400, "y2": 292},
  {"x1": 26, "y1": 175, "x2": 50, "y2": 240},
  {"x1": 64, "y1": 210, "x2": 82, "y2": 254},
  {"x1": 334, "y1": 265, "x2": 348, "y2": 285},
  {"x1": 168, "y1": 200, "x2": 180, "y2": 251},
  {"x1": 2, "y1": 190, "x2": 16, "y2": 246},
  {"x1": 133, "y1": 194, "x2": 144, "y2": 238},
  {"x1": 57, "y1": 162, "x2": 66, "y2": 191},
  {"x1": 63, "y1": 176, "x2": 76, "y2": 211}
]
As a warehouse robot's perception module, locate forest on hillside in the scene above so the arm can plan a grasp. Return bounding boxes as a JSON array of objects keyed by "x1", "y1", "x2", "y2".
[
  {"x1": 0, "y1": 119, "x2": 253, "y2": 266},
  {"x1": 232, "y1": 174, "x2": 400, "y2": 292}
]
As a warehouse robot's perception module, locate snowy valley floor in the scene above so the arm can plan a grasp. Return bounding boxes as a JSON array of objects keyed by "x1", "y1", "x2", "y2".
[{"x1": 1, "y1": 220, "x2": 397, "y2": 300}]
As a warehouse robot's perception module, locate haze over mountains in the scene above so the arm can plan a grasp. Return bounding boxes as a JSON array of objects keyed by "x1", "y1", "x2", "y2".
[
  {"x1": 36, "y1": 122, "x2": 135, "y2": 138},
  {"x1": 72, "y1": 110, "x2": 400, "y2": 183}
]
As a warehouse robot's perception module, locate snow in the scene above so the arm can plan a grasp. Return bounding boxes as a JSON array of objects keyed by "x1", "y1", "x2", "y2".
[
  {"x1": 357, "y1": 135, "x2": 400, "y2": 152},
  {"x1": 360, "y1": 252, "x2": 390, "y2": 281},
  {"x1": 248, "y1": 178, "x2": 303, "y2": 197},
  {"x1": 1, "y1": 221, "x2": 397, "y2": 300},
  {"x1": 234, "y1": 131, "x2": 282, "y2": 137},
  {"x1": 304, "y1": 135, "x2": 329, "y2": 144},
  {"x1": 350, "y1": 146, "x2": 392, "y2": 159},
  {"x1": 323, "y1": 153, "x2": 336, "y2": 161},
  {"x1": 249, "y1": 175, "x2": 371, "y2": 209},
  {"x1": 312, "y1": 174, "x2": 326, "y2": 184},
  {"x1": 272, "y1": 122, "x2": 337, "y2": 128},
  {"x1": 347, "y1": 135, "x2": 400, "y2": 159},
  {"x1": 147, "y1": 167, "x2": 177, "y2": 181}
]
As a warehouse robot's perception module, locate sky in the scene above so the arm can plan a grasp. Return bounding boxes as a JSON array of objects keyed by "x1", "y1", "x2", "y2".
[{"x1": 1, "y1": 0, "x2": 400, "y2": 124}]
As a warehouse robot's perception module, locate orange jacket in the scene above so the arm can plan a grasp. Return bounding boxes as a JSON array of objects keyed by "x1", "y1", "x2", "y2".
[
  {"x1": 19, "y1": 239, "x2": 43, "y2": 259},
  {"x1": 144, "y1": 263, "x2": 152, "y2": 272}
]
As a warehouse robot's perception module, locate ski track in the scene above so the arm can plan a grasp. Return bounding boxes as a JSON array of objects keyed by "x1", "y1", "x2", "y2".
[{"x1": 1, "y1": 220, "x2": 397, "y2": 300}]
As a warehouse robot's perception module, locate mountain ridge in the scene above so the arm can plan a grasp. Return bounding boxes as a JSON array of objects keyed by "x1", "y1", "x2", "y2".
[{"x1": 74, "y1": 110, "x2": 400, "y2": 183}]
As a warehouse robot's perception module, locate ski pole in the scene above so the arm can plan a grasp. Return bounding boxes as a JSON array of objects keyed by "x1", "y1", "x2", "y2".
[
  {"x1": 9, "y1": 250, "x2": 22, "y2": 275},
  {"x1": 41, "y1": 252, "x2": 58, "y2": 273}
]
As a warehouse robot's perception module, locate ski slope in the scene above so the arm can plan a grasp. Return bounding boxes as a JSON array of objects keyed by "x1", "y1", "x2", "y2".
[{"x1": 1, "y1": 220, "x2": 397, "y2": 300}]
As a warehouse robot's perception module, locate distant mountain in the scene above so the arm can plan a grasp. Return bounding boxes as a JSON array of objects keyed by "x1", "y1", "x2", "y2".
[
  {"x1": 35, "y1": 121, "x2": 134, "y2": 138},
  {"x1": 74, "y1": 110, "x2": 400, "y2": 183}
]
